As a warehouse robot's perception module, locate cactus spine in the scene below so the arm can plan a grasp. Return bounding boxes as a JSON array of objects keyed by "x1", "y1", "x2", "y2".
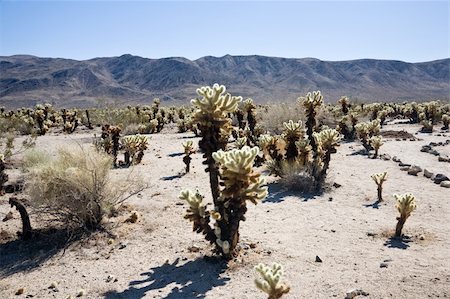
[
  {"x1": 254, "y1": 262, "x2": 290, "y2": 299},
  {"x1": 394, "y1": 193, "x2": 416, "y2": 237}
]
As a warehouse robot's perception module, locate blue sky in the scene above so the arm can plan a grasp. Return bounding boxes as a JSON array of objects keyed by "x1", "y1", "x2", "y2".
[{"x1": 0, "y1": 1, "x2": 448, "y2": 62}]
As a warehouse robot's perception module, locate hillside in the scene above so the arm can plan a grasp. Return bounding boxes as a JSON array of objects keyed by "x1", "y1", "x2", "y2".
[{"x1": 0, "y1": 54, "x2": 449, "y2": 108}]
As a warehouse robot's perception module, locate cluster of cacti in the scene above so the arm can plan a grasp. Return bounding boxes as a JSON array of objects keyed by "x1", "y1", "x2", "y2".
[
  {"x1": 96, "y1": 125, "x2": 122, "y2": 167},
  {"x1": 121, "y1": 134, "x2": 149, "y2": 166},
  {"x1": 394, "y1": 193, "x2": 416, "y2": 237},
  {"x1": 355, "y1": 119, "x2": 381, "y2": 153},
  {"x1": 371, "y1": 171, "x2": 387, "y2": 202},
  {"x1": 180, "y1": 84, "x2": 268, "y2": 259},
  {"x1": 254, "y1": 262, "x2": 290, "y2": 299},
  {"x1": 442, "y1": 114, "x2": 450, "y2": 130},
  {"x1": 182, "y1": 140, "x2": 195, "y2": 173},
  {"x1": 337, "y1": 96, "x2": 350, "y2": 115}
]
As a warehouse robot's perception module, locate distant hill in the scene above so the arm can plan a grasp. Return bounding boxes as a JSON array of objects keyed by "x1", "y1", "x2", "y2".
[{"x1": 0, "y1": 54, "x2": 449, "y2": 108}]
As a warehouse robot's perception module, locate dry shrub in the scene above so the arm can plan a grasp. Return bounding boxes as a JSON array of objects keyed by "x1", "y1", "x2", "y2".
[
  {"x1": 276, "y1": 160, "x2": 316, "y2": 193},
  {"x1": 259, "y1": 103, "x2": 304, "y2": 134},
  {"x1": 24, "y1": 146, "x2": 143, "y2": 230}
]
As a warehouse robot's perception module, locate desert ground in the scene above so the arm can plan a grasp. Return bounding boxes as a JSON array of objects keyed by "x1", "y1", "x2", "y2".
[{"x1": 0, "y1": 121, "x2": 449, "y2": 299}]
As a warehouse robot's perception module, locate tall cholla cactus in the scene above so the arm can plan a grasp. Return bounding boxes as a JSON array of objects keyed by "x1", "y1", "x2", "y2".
[
  {"x1": 369, "y1": 135, "x2": 383, "y2": 159},
  {"x1": 300, "y1": 91, "x2": 323, "y2": 152},
  {"x1": 394, "y1": 193, "x2": 416, "y2": 237},
  {"x1": 243, "y1": 98, "x2": 258, "y2": 143},
  {"x1": 180, "y1": 146, "x2": 267, "y2": 259},
  {"x1": 182, "y1": 140, "x2": 195, "y2": 173},
  {"x1": 311, "y1": 128, "x2": 341, "y2": 189},
  {"x1": 191, "y1": 83, "x2": 242, "y2": 203},
  {"x1": 254, "y1": 262, "x2": 290, "y2": 299},
  {"x1": 282, "y1": 120, "x2": 304, "y2": 161},
  {"x1": 338, "y1": 96, "x2": 350, "y2": 115},
  {"x1": 371, "y1": 171, "x2": 387, "y2": 202}
]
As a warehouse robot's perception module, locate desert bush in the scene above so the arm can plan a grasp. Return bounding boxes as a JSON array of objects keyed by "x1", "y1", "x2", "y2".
[
  {"x1": 394, "y1": 193, "x2": 416, "y2": 237},
  {"x1": 24, "y1": 146, "x2": 141, "y2": 230},
  {"x1": 259, "y1": 103, "x2": 304, "y2": 134},
  {"x1": 254, "y1": 262, "x2": 290, "y2": 299}
]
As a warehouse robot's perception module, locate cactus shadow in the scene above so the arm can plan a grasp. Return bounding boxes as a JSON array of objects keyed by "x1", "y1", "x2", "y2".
[
  {"x1": 363, "y1": 200, "x2": 385, "y2": 209},
  {"x1": 264, "y1": 182, "x2": 318, "y2": 203},
  {"x1": 0, "y1": 227, "x2": 85, "y2": 278},
  {"x1": 168, "y1": 152, "x2": 184, "y2": 157},
  {"x1": 384, "y1": 236, "x2": 411, "y2": 249},
  {"x1": 161, "y1": 174, "x2": 183, "y2": 181},
  {"x1": 103, "y1": 256, "x2": 230, "y2": 299}
]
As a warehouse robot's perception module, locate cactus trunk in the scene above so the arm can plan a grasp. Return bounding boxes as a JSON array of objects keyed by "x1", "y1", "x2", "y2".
[
  {"x1": 9, "y1": 197, "x2": 32, "y2": 240},
  {"x1": 395, "y1": 217, "x2": 406, "y2": 237},
  {"x1": 377, "y1": 185, "x2": 383, "y2": 202}
]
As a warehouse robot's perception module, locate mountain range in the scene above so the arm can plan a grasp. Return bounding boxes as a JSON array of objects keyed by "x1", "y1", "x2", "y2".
[{"x1": 0, "y1": 54, "x2": 449, "y2": 108}]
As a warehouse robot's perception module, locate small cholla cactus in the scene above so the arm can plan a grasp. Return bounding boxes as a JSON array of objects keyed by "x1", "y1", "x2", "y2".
[
  {"x1": 182, "y1": 140, "x2": 195, "y2": 173},
  {"x1": 311, "y1": 128, "x2": 341, "y2": 189},
  {"x1": 371, "y1": 171, "x2": 387, "y2": 202},
  {"x1": 369, "y1": 135, "x2": 383, "y2": 159},
  {"x1": 394, "y1": 193, "x2": 416, "y2": 237},
  {"x1": 282, "y1": 120, "x2": 304, "y2": 161},
  {"x1": 236, "y1": 137, "x2": 248, "y2": 149},
  {"x1": 0, "y1": 153, "x2": 7, "y2": 195},
  {"x1": 442, "y1": 114, "x2": 449, "y2": 130},
  {"x1": 254, "y1": 262, "x2": 290, "y2": 299},
  {"x1": 338, "y1": 96, "x2": 350, "y2": 115}
]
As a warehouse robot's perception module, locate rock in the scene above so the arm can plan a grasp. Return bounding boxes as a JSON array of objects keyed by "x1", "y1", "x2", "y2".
[
  {"x1": 106, "y1": 275, "x2": 117, "y2": 283},
  {"x1": 392, "y1": 156, "x2": 401, "y2": 162},
  {"x1": 15, "y1": 288, "x2": 24, "y2": 295},
  {"x1": 433, "y1": 174, "x2": 450, "y2": 184},
  {"x1": 188, "y1": 245, "x2": 200, "y2": 253},
  {"x1": 429, "y1": 149, "x2": 440, "y2": 156},
  {"x1": 399, "y1": 162, "x2": 411, "y2": 167},
  {"x1": 2, "y1": 211, "x2": 13, "y2": 222},
  {"x1": 430, "y1": 142, "x2": 438, "y2": 146},
  {"x1": 380, "y1": 153, "x2": 391, "y2": 161},
  {"x1": 407, "y1": 165, "x2": 422, "y2": 176},
  {"x1": 76, "y1": 289, "x2": 85, "y2": 297},
  {"x1": 440, "y1": 181, "x2": 450, "y2": 188},
  {"x1": 420, "y1": 145, "x2": 431, "y2": 152},
  {"x1": 345, "y1": 289, "x2": 369, "y2": 298},
  {"x1": 118, "y1": 242, "x2": 127, "y2": 250},
  {"x1": 332, "y1": 182, "x2": 342, "y2": 188},
  {"x1": 400, "y1": 166, "x2": 410, "y2": 171},
  {"x1": 380, "y1": 262, "x2": 389, "y2": 268},
  {"x1": 315, "y1": 255, "x2": 322, "y2": 262},
  {"x1": 438, "y1": 155, "x2": 450, "y2": 162},
  {"x1": 49, "y1": 281, "x2": 58, "y2": 289},
  {"x1": 424, "y1": 169, "x2": 434, "y2": 178}
]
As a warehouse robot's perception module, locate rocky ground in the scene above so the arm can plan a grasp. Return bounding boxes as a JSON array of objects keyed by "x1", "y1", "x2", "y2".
[{"x1": 0, "y1": 121, "x2": 449, "y2": 299}]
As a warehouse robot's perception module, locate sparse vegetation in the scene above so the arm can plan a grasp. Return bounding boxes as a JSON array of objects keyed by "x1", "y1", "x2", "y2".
[
  {"x1": 254, "y1": 262, "x2": 290, "y2": 299},
  {"x1": 394, "y1": 193, "x2": 417, "y2": 237}
]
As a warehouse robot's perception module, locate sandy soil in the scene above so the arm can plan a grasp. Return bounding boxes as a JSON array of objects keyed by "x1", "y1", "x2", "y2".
[{"x1": 0, "y1": 122, "x2": 449, "y2": 299}]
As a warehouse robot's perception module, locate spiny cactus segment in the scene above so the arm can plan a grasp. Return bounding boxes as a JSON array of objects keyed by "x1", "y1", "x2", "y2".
[
  {"x1": 182, "y1": 140, "x2": 195, "y2": 173},
  {"x1": 254, "y1": 262, "x2": 290, "y2": 299}
]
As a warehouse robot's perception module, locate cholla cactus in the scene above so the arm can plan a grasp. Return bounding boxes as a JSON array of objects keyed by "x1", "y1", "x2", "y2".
[
  {"x1": 0, "y1": 153, "x2": 7, "y2": 195},
  {"x1": 191, "y1": 84, "x2": 242, "y2": 202},
  {"x1": 121, "y1": 134, "x2": 149, "y2": 166},
  {"x1": 371, "y1": 171, "x2": 387, "y2": 202},
  {"x1": 254, "y1": 262, "x2": 290, "y2": 299},
  {"x1": 394, "y1": 193, "x2": 416, "y2": 237},
  {"x1": 441, "y1": 114, "x2": 449, "y2": 130},
  {"x1": 338, "y1": 96, "x2": 350, "y2": 115},
  {"x1": 355, "y1": 119, "x2": 381, "y2": 152},
  {"x1": 282, "y1": 120, "x2": 304, "y2": 161},
  {"x1": 181, "y1": 146, "x2": 267, "y2": 259},
  {"x1": 243, "y1": 98, "x2": 258, "y2": 143},
  {"x1": 182, "y1": 140, "x2": 195, "y2": 173},
  {"x1": 369, "y1": 135, "x2": 383, "y2": 158},
  {"x1": 311, "y1": 128, "x2": 341, "y2": 189},
  {"x1": 236, "y1": 137, "x2": 247, "y2": 149},
  {"x1": 299, "y1": 91, "x2": 323, "y2": 152}
]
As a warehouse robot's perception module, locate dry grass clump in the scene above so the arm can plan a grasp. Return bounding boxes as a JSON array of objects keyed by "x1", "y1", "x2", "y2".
[
  {"x1": 24, "y1": 146, "x2": 142, "y2": 230},
  {"x1": 259, "y1": 103, "x2": 304, "y2": 134}
]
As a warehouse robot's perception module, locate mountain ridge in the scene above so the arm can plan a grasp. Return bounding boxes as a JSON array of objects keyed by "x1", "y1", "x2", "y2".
[{"x1": 1, "y1": 54, "x2": 449, "y2": 108}]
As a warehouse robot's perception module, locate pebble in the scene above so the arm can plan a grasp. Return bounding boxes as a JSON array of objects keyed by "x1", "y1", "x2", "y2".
[
  {"x1": 440, "y1": 181, "x2": 450, "y2": 188},
  {"x1": 399, "y1": 162, "x2": 411, "y2": 167},
  {"x1": 438, "y1": 155, "x2": 450, "y2": 162},
  {"x1": 315, "y1": 255, "x2": 322, "y2": 262},
  {"x1": 380, "y1": 153, "x2": 391, "y2": 160},
  {"x1": 424, "y1": 169, "x2": 434, "y2": 178},
  {"x1": 380, "y1": 262, "x2": 389, "y2": 268},
  {"x1": 433, "y1": 174, "x2": 450, "y2": 184},
  {"x1": 407, "y1": 165, "x2": 422, "y2": 176},
  {"x1": 345, "y1": 289, "x2": 369, "y2": 298},
  {"x1": 15, "y1": 288, "x2": 24, "y2": 295},
  {"x1": 400, "y1": 166, "x2": 410, "y2": 171},
  {"x1": 392, "y1": 156, "x2": 401, "y2": 162}
]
